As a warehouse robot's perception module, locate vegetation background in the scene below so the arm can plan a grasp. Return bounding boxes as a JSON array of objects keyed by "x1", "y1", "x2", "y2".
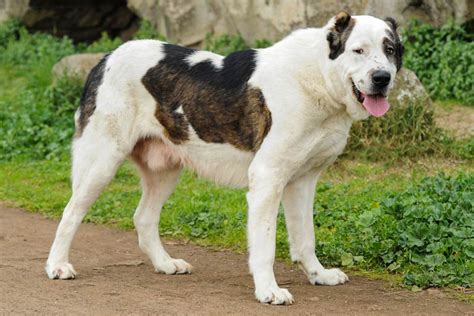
[{"x1": 0, "y1": 17, "x2": 472, "y2": 296}]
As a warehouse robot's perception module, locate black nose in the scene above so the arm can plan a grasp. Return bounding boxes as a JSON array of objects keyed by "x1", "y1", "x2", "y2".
[{"x1": 372, "y1": 70, "x2": 391, "y2": 88}]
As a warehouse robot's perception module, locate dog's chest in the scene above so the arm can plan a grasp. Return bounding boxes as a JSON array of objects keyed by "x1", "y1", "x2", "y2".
[{"x1": 294, "y1": 115, "x2": 352, "y2": 178}]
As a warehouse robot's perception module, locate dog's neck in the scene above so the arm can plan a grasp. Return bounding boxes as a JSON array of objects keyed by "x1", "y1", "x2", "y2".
[{"x1": 268, "y1": 28, "x2": 354, "y2": 122}]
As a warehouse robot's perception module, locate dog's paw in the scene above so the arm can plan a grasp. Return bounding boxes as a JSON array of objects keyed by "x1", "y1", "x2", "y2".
[
  {"x1": 45, "y1": 262, "x2": 77, "y2": 280},
  {"x1": 310, "y1": 268, "x2": 348, "y2": 285},
  {"x1": 155, "y1": 258, "x2": 193, "y2": 275},
  {"x1": 255, "y1": 285, "x2": 294, "y2": 305}
]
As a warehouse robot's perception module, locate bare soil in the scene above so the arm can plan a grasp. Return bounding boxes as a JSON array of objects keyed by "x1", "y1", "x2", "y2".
[
  {"x1": 1, "y1": 207, "x2": 473, "y2": 315},
  {"x1": 434, "y1": 104, "x2": 474, "y2": 139}
]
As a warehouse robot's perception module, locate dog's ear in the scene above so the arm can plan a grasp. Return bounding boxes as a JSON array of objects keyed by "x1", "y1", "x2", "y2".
[
  {"x1": 385, "y1": 17, "x2": 405, "y2": 70},
  {"x1": 384, "y1": 17, "x2": 399, "y2": 32},
  {"x1": 327, "y1": 11, "x2": 355, "y2": 60},
  {"x1": 334, "y1": 11, "x2": 352, "y2": 33}
]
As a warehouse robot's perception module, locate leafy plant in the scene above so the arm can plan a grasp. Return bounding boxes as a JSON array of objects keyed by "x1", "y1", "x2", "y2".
[
  {"x1": 132, "y1": 20, "x2": 166, "y2": 41},
  {"x1": 204, "y1": 33, "x2": 248, "y2": 56},
  {"x1": 402, "y1": 20, "x2": 474, "y2": 105},
  {"x1": 204, "y1": 33, "x2": 273, "y2": 55},
  {"x1": 314, "y1": 172, "x2": 474, "y2": 288},
  {"x1": 82, "y1": 32, "x2": 123, "y2": 53},
  {"x1": 0, "y1": 18, "x2": 22, "y2": 47},
  {"x1": 0, "y1": 77, "x2": 82, "y2": 160}
]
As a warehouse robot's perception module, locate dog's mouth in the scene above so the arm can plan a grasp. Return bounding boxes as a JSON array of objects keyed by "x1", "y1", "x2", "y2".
[
  {"x1": 352, "y1": 81, "x2": 365, "y2": 103},
  {"x1": 351, "y1": 80, "x2": 390, "y2": 117}
]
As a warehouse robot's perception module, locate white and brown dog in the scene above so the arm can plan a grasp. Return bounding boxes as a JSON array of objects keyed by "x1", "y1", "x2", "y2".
[{"x1": 46, "y1": 12, "x2": 403, "y2": 304}]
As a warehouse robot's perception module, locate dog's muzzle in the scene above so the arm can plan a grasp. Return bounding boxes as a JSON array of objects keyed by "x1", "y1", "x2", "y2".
[{"x1": 371, "y1": 70, "x2": 391, "y2": 92}]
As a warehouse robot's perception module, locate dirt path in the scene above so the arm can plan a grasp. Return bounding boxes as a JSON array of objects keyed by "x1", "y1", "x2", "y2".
[
  {"x1": 434, "y1": 104, "x2": 474, "y2": 139},
  {"x1": 1, "y1": 207, "x2": 472, "y2": 315}
]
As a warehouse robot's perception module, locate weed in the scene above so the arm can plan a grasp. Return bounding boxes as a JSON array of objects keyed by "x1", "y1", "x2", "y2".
[
  {"x1": 204, "y1": 33, "x2": 272, "y2": 55},
  {"x1": 0, "y1": 77, "x2": 82, "y2": 160},
  {"x1": 402, "y1": 20, "x2": 474, "y2": 105},
  {"x1": 81, "y1": 32, "x2": 123, "y2": 53},
  {"x1": 0, "y1": 18, "x2": 22, "y2": 46},
  {"x1": 346, "y1": 101, "x2": 456, "y2": 160},
  {"x1": 309, "y1": 172, "x2": 474, "y2": 288},
  {"x1": 204, "y1": 33, "x2": 248, "y2": 56},
  {"x1": 132, "y1": 20, "x2": 166, "y2": 41}
]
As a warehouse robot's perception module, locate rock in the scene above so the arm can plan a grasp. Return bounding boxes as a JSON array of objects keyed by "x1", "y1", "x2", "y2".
[
  {"x1": 308, "y1": 296, "x2": 320, "y2": 302},
  {"x1": 127, "y1": 0, "x2": 473, "y2": 46},
  {"x1": 0, "y1": 0, "x2": 29, "y2": 23},
  {"x1": 389, "y1": 68, "x2": 432, "y2": 108},
  {"x1": 0, "y1": 0, "x2": 138, "y2": 42},
  {"x1": 365, "y1": 0, "x2": 473, "y2": 28},
  {"x1": 52, "y1": 53, "x2": 105, "y2": 82},
  {"x1": 3, "y1": 1, "x2": 472, "y2": 46},
  {"x1": 128, "y1": 0, "x2": 219, "y2": 46}
]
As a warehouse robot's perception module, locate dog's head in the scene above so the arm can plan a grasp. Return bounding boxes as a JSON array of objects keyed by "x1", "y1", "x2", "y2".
[{"x1": 326, "y1": 12, "x2": 404, "y2": 120}]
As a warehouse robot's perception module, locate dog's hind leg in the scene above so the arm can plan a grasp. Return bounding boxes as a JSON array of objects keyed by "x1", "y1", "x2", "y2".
[
  {"x1": 132, "y1": 164, "x2": 192, "y2": 274},
  {"x1": 45, "y1": 132, "x2": 128, "y2": 279},
  {"x1": 282, "y1": 170, "x2": 349, "y2": 286}
]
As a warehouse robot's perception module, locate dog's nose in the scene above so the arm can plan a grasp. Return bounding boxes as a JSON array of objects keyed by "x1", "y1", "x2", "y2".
[{"x1": 372, "y1": 70, "x2": 391, "y2": 88}]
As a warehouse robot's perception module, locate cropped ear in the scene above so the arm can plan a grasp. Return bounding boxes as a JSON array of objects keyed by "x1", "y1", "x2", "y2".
[
  {"x1": 385, "y1": 17, "x2": 405, "y2": 70},
  {"x1": 384, "y1": 17, "x2": 399, "y2": 32},
  {"x1": 334, "y1": 11, "x2": 352, "y2": 32},
  {"x1": 327, "y1": 11, "x2": 355, "y2": 60}
]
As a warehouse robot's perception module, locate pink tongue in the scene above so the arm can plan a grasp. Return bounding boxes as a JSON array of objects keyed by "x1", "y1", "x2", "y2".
[{"x1": 362, "y1": 94, "x2": 390, "y2": 117}]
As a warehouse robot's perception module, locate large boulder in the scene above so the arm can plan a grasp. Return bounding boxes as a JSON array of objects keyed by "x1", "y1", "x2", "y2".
[
  {"x1": 0, "y1": 0, "x2": 29, "y2": 22},
  {"x1": 127, "y1": 0, "x2": 473, "y2": 46},
  {"x1": 365, "y1": 0, "x2": 473, "y2": 28},
  {"x1": 127, "y1": 0, "x2": 219, "y2": 46},
  {"x1": 52, "y1": 53, "x2": 105, "y2": 82},
  {"x1": 0, "y1": 0, "x2": 138, "y2": 42},
  {"x1": 389, "y1": 68, "x2": 432, "y2": 108}
]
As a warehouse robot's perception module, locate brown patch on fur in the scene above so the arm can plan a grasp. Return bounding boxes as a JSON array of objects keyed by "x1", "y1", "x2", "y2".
[
  {"x1": 142, "y1": 60, "x2": 272, "y2": 152},
  {"x1": 183, "y1": 87, "x2": 272, "y2": 151},
  {"x1": 327, "y1": 11, "x2": 356, "y2": 60},
  {"x1": 154, "y1": 100, "x2": 189, "y2": 144}
]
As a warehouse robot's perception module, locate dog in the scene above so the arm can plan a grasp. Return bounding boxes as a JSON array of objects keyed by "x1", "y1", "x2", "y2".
[{"x1": 46, "y1": 11, "x2": 403, "y2": 305}]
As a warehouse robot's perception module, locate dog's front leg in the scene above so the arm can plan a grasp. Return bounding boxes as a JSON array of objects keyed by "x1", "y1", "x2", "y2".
[
  {"x1": 282, "y1": 170, "x2": 349, "y2": 286},
  {"x1": 247, "y1": 163, "x2": 294, "y2": 305}
]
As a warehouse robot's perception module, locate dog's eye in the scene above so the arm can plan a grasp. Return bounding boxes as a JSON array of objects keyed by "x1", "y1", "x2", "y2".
[
  {"x1": 386, "y1": 47, "x2": 395, "y2": 56},
  {"x1": 353, "y1": 49, "x2": 364, "y2": 54}
]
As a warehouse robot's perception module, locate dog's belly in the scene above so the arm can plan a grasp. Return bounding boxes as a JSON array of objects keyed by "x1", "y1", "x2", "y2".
[
  {"x1": 132, "y1": 127, "x2": 255, "y2": 188},
  {"x1": 179, "y1": 130, "x2": 255, "y2": 187}
]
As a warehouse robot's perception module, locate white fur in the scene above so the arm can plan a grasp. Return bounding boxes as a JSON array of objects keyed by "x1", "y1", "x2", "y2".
[
  {"x1": 185, "y1": 50, "x2": 224, "y2": 69},
  {"x1": 46, "y1": 15, "x2": 398, "y2": 304}
]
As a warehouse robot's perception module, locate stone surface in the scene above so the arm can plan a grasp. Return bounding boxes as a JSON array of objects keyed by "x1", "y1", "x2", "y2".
[
  {"x1": 127, "y1": 0, "x2": 473, "y2": 46},
  {"x1": 2, "y1": 1, "x2": 472, "y2": 45},
  {"x1": 365, "y1": 0, "x2": 473, "y2": 27},
  {"x1": 52, "y1": 53, "x2": 105, "y2": 82},
  {"x1": 0, "y1": 0, "x2": 138, "y2": 42},
  {"x1": 389, "y1": 68, "x2": 432, "y2": 108},
  {"x1": 128, "y1": 0, "x2": 218, "y2": 46}
]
